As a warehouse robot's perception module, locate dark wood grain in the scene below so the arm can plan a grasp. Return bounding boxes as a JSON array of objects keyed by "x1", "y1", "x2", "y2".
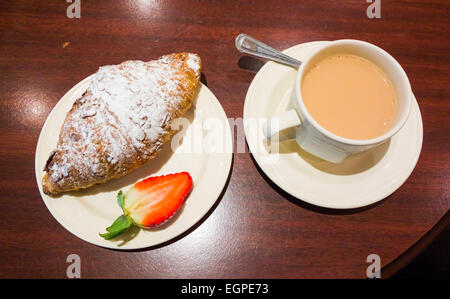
[{"x1": 0, "y1": 0, "x2": 448, "y2": 278}]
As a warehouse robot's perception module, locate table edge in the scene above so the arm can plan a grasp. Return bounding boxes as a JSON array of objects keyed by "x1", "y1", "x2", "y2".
[{"x1": 381, "y1": 210, "x2": 450, "y2": 278}]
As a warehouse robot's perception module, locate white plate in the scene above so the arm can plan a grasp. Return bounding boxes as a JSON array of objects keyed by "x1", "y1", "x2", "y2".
[
  {"x1": 35, "y1": 75, "x2": 233, "y2": 249},
  {"x1": 243, "y1": 41, "x2": 423, "y2": 209}
]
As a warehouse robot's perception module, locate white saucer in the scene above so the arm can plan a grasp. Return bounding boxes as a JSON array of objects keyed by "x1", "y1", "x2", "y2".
[
  {"x1": 35, "y1": 76, "x2": 233, "y2": 249},
  {"x1": 243, "y1": 41, "x2": 423, "y2": 209}
]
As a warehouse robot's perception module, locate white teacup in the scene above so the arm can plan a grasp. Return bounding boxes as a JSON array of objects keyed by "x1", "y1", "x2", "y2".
[{"x1": 263, "y1": 39, "x2": 413, "y2": 163}]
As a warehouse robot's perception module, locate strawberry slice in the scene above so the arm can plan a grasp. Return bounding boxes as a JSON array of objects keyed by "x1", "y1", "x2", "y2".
[{"x1": 100, "y1": 172, "x2": 193, "y2": 240}]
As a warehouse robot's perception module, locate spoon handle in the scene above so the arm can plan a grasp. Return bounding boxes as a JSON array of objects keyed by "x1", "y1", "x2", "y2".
[{"x1": 235, "y1": 33, "x2": 302, "y2": 69}]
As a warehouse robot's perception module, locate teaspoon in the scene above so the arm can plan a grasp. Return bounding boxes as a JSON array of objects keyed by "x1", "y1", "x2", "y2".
[{"x1": 235, "y1": 33, "x2": 301, "y2": 69}]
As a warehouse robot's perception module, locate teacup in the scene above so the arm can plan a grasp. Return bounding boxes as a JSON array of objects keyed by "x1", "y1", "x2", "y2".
[{"x1": 262, "y1": 39, "x2": 413, "y2": 163}]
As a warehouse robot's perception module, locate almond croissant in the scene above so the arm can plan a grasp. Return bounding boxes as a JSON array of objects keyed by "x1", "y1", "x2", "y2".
[{"x1": 42, "y1": 53, "x2": 201, "y2": 195}]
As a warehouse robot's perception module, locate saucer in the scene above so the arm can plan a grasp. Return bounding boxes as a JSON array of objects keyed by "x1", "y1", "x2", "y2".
[
  {"x1": 35, "y1": 75, "x2": 233, "y2": 249},
  {"x1": 243, "y1": 41, "x2": 423, "y2": 209}
]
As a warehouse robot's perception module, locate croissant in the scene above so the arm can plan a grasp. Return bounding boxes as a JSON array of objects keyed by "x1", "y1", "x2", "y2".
[{"x1": 42, "y1": 52, "x2": 202, "y2": 195}]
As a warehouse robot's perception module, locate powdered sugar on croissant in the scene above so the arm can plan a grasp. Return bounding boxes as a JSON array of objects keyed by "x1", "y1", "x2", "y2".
[{"x1": 43, "y1": 53, "x2": 201, "y2": 195}]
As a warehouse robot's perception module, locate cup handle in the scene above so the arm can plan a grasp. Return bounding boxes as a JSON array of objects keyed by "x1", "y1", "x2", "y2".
[{"x1": 262, "y1": 109, "x2": 302, "y2": 141}]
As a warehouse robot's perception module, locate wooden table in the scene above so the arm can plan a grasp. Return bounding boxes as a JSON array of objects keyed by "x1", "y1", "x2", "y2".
[{"x1": 1, "y1": 0, "x2": 448, "y2": 278}]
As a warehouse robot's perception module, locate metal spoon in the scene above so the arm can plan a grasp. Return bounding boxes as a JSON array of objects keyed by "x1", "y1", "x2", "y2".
[{"x1": 235, "y1": 33, "x2": 301, "y2": 68}]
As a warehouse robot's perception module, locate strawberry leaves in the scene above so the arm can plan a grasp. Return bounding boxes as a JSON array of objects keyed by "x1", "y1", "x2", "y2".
[
  {"x1": 99, "y1": 214, "x2": 133, "y2": 240},
  {"x1": 117, "y1": 190, "x2": 125, "y2": 211},
  {"x1": 99, "y1": 190, "x2": 133, "y2": 240}
]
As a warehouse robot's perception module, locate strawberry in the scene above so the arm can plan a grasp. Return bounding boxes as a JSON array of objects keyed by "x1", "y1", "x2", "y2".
[{"x1": 99, "y1": 172, "x2": 193, "y2": 240}]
